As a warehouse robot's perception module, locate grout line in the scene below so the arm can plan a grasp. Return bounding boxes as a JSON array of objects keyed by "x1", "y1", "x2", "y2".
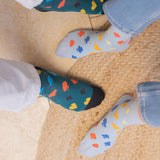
[
  {"x1": 88, "y1": 14, "x2": 94, "y2": 31},
  {"x1": 48, "y1": 99, "x2": 52, "y2": 108},
  {"x1": 90, "y1": 15, "x2": 104, "y2": 19}
]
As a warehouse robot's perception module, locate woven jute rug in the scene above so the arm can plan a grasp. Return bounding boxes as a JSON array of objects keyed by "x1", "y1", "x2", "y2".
[{"x1": 36, "y1": 19, "x2": 160, "y2": 160}]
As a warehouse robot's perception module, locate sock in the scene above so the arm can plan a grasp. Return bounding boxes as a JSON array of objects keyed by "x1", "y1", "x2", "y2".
[
  {"x1": 78, "y1": 95, "x2": 145, "y2": 157},
  {"x1": 34, "y1": 0, "x2": 105, "y2": 14},
  {"x1": 36, "y1": 67, "x2": 105, "y2": 111},
  {"x1": 56, "y1": 25, "x2": 132, "y2": 59}
]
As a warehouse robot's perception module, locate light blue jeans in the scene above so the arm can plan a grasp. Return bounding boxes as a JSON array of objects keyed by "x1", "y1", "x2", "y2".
[
  {"x1": 103, "y1": 0, "x2": 160, "y2": 36},
  {"x1": 137, "y1": 82, "x2": 160, "y2": 127},
  {"x1": 103, "y1": 0, "x2": 160, "y2": 127}
]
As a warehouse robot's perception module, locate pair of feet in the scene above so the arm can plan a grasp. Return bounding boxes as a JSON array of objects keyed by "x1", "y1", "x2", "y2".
[
  {"x1": 36, "y1": 26, "x2": 138, "y2": 158},
  {"x1": 16, "y1": 0, "x2": 143, "y2": 157},
  {"x1": 36, "y1": 68, "x2": 144, "y2": 158},
  {"x1": 32, "y1": 1, "x2": 136, "y2": 157}
]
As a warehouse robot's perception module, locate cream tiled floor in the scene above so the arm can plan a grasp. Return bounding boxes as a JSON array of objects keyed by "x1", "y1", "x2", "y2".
[{"x1": 0, "y1": 0, "x2": 109, "y2": 160}]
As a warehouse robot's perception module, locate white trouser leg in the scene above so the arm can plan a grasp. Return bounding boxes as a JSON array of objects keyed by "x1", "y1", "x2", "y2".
[
  {"x1": 0, "y1": 58, "x2": 41, "y2": 112},
  {"x1": 15, "y1": 0, "x2": 43, "y2": 9}
]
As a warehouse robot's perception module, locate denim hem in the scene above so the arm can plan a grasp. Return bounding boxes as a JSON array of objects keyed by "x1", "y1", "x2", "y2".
[
  {"x1": 103, "y1": 3, "x2": 134, "y2": 36},
  {"x1": 137, "y1": 83, "x2": 152, "y2": 126},
  {"x1": 136, "y1": 83, "x2": 159, "y2": 127},
  {"x1": 103, "y1": 1, "x2": 160, "y2": 36}
]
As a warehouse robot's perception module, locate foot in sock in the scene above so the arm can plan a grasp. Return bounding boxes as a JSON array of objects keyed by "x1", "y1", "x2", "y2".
[
  {"x1": 36, "y1": 67, "x2": 105, "y2": 111},
  {"x1": 78, "y1": 95, "x2": 145, "y2": 157},
  {"x1": 56, "y1": 25, "x2": 132, "y2": 59},
  {"x1": 35, "y1": 0, "x2": 105, "y2": 14}
]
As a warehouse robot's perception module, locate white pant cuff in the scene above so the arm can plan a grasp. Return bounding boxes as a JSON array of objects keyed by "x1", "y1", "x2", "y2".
[{"x1": 16, "y1": 0, "x2": 43, "y2": 9}]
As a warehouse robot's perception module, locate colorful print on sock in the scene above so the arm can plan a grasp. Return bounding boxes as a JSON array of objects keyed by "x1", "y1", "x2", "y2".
[
  {"x1": 91, "y1": 1, "x2": 97, "y2": 11},
  {"x1": 36, "y1": 67, "x2": 104, "y2": 112},
  {"x1": 77, "y1": 46, "x2": 83, "y2": 53},
  {"x1": 62, "y1": 81, "x2": 69, "y2": 92},
  {"x1": 69, "y1": 103, "x2": 78, "y2": 110},
  {"x1": 48, "y1": 75, "x2": 53, "y2": 86},
  {"x1": 72, "y1": 55, "x2": 77, "y2": 59},
  {"x1": 48, "y1": 89, "x2": 57, "y2": 97},
  {"x1": 56, "y1": 25, "x2": 132, "y2": 59},
  {"x1": 70, "y1": 40, "x2": 75, "y2": 47},
  {"x1": 104, "y1": 142, "x2": 111, "y2": 146},
  {"x1": 71, "y1": 79, "x2": 78, "y2": 84},
  {"x1": 92, "y1": 144, "x2": 99, "y2": 148},
  {"x1": 112, "y1": 123, "x2": 121, "y2": 130},
  {"x1": 84, "y1": 98, "x2": 91, "y2": 105},
  {"x1": 78, "y1": 31, "x2": 85, "y2": 37},
  {"x1": 102, "y1": 118, "x2": 107, "y2": 128},
  {"x1": 78, "y1": 95, "x2": 143, "y2": 158},
  {"x1": 84, "y1": 36, "x2": 90, "y2": 44},
  {"x1": 35, "y1": 0, "x2": 105, "y2": 15},
  {"x1": 114, "y1": 110, "x2": 118, "y2": 120},
  {"x1": 40, "y1": 87, "x2": 44, "y2": 94},
  {"x1": 98, "y1": 32, "x2": 104, "y2": 41},
  {"x1": 102, "y1": 134, "x2": 109, "y2": 139},
  {"x1": 94, "y1": 43, "x2": 103, "y2": 51},
  {"x1": 58, "y1": 0, "x2": 65, "y2": 8},
  {"x1": 111, "y1": 104, "x2": 118, "y2": 112},
  {"x1": 90, "y1": 133, "x2": 97, "y2": 139}
]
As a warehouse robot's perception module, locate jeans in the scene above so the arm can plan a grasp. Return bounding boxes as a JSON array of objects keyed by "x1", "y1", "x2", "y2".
[
  {"x1": 103, "y1": 0, "x2": 160, "y2": 127},
  {"x1": 137, "y1": 82, "x2": 160, "y2": 127},
  {"x1": 103, "y1": 0, "x2": 160, "y2": 36}
]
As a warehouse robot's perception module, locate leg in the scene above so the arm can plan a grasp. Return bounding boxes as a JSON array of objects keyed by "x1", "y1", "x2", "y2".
[
  {"x1": 36, "y1": 67, "x2": 104, "y2": 111},
  {"x1": 78, "y1": 82, "x2": 160, "y2": 157},
  {"x1": 0, "y1": 58, "x2": 40, "y2": 112},
  {"x1": 56, "y1": 0, "x2": 160, "y2": 59},
  {"x1": 103, "y1": 0, "x2": 160, "y2": 36},
  {"x1": 78, "y1": 94, "x2": 144, "y2": 157},
  {"x1": 0, "y1": 58, "x2": 104, "y2": 112}
]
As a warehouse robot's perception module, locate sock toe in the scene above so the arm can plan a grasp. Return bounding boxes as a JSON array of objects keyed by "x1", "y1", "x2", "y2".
[
  {"x1": 56, "y1": 41, "x2": 69, "y2": 58},
  {"x1": 85, "y1": 86, "x2": 105, "y2": 110},
  {"x1": 56, "y1": 35, "x2": 73, "y2": 58}
]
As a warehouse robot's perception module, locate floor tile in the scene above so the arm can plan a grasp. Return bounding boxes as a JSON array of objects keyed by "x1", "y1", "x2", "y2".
[
  {"x1": 0, "y1": 97, "x2": 50, "y2": 160},
  {"x1": 0, "y1": 0, "x2": 92, "y2": 75},
  {"x1": 89, "y1": 14, "x2": 111, "y2": 31},
  {"x1": 0, "y1": 1, "x2": 92, "y2": 160}
]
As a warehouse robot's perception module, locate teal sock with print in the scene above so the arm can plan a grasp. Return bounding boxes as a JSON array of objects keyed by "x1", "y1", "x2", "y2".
[
  {"x1": 35, "y1": 0, "x2": 105, "y2": 14},
  {"x1": 36, "y1": 67, "x2": 104, "y2": 111}
]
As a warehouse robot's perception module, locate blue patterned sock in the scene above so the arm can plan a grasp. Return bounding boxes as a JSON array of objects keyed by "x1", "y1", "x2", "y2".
[
  {"x1": 56, "y1": 25, "x2": 132, "y2": 59},
  {"x1": 78, "y1": 95, "x2": 144, "y2": 157}
]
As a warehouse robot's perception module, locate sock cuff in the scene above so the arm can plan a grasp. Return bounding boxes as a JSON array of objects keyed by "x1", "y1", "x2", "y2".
[
  {"x1": 109, "y1": 25, "x2": 132, "y2": 39},
  {"x1": 16, "y1": 0, "x2": 43, "y2": 9}
]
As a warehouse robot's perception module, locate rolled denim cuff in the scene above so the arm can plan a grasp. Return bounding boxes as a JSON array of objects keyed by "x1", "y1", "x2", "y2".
[
  {"x1": 137, "y1": 82, "x2": 160, "y2": 127},
  {"x1": 103, "y1": 0, "x2": 160, "y2": 36}
]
